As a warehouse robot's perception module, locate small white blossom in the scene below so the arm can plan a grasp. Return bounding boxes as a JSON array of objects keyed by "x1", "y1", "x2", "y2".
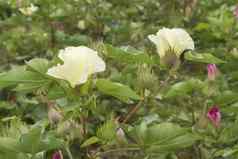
[
  {"x1": 148, "y1": 28, "x2": 194, "y2": 58},
  {"x1": 19, "y1": 4, "x2": 38, "y2": 16},
  {"x1": 77, "y1": 20, "x2": 86, "y2": 30},
  {"x1": 47, "y1": 46, "x2": 106, "y2": 87}
]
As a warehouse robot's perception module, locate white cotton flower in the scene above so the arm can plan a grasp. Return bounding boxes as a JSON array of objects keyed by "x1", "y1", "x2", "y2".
[
  {"x1": 148, "y1": 28, "x2": 194, "y2": 58},
  {"x1": 47, "y1": 46, "x2": 106, "y2": 87},
  {"x1": 77, "y1": 20, "x2": 86, "y2": 30},
  {"x1": 19, "y1": 4, "x2": 38, "y2": 16}
]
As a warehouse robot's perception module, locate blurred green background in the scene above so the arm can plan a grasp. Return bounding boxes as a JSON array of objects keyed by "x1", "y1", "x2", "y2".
[{"x1": 0, "y1": 0, "x2": 237, "y2": 69}]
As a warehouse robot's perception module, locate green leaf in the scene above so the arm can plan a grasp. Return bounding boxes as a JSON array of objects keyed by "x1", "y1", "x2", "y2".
[
  {"x1": 184, "y1": 52, "x2": 225, "y2": 64},
  {"x1": 133, "y1": 122, "x2": 148, "y2": 145},
  {"x1": 14, "y1": 83, "x2": 49, "y2": 93},
  {"x1": 0, "y1": 101, "x2": 16, "y2": 110},
  {"x1": 0, "y1": 67, "x2": 49, "y2": 89},
  {"x1": 37, "y1": 133, "x2": 64, "y2": 152},
  {"x1": 130, "y1": 122, "x2": 199, "y2": 153},
  {"x1": 96, "y1": 79, "x2": 140, "y2": 103},
  {"x1": 18, "y1": 127, "x2": 63, "y2": 154},
  {"x1": 81, "y1": 136, "x2": 101, "y2": 148},
  {"x1": 96, "y1": 119, "x2": 117, "y2": 142},
  {"x1": 144, "y1": 123, "x2": 188, "y2": 145},
  {"x1": 164, "y1": 79, "x2": 205, "y2": 98},
  {"x1": 105, "y1": 44, "x2": 159, "y2": 65},
  {"x1": 47, "y1": 84, "x2": 66, "y2": 99},
  {"x1": 0, "y1": 59, "x2": 51, "y2": 91},
  {"x1": 214, "y1": 147, "x2": 238, "y2": 158},
  {"x1": 26, "y1": 58, "x2": 49, "y2": 74},
  {"x1": 0, "y1": 137, "x2": 20, "y2": 153},
  {"x1": 18, "y1": 127, "x2": 42, "y2": 154},
  {"x1": 146, "y1": 133, "x2": 199, "y2": 153},
  {"x1": 218, "y1": 123, "x2": 238, "y2": 144},
  {"x1": 214, "y1": 91, "x2": 238, "y2": 106}
]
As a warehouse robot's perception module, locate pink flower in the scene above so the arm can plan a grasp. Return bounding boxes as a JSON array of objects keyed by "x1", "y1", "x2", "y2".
[
  {"x1": 207, "y1": 64, "x2": 218, "y2": 81},
  {"x1": 234, "y1": 6, "x2": 238, "y2": 18},
  {"x1": 52, "y1": 151, "x2": 63, "y2": 159},
  {"x1": 207, "y1": 106, "x2": 221, "y2": 128}
]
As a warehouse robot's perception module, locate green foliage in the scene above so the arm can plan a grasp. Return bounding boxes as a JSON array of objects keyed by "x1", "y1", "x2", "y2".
[
  {"x1": 0, "y1": 120, "x2": 63, "y2": 158},
  {"x1": 184, "y1": 52, "x2": 226, "y2": 64},
  {"x1": 129, "y1": 122, "x2": 199, "y2": 153},
  {"x1": 105, "y1": 44, "x2": 159, "y2": 65},
  {"x1": 96, "y1": 79, "x2": 140, "y2": 103},
  {"x1": 164, "y1": 79, "x2": 205, "y2": 98},
  {"x1": 18, "y1": 127, "x2": 63, "y2": 154},
  {"x1": 0, "y1": 66, "x2": 49, "y2": 91},
  {"x1": 0, "y1": 0, "x2": 238, "y2": 159},
  {"x1": 96, "y1": 119, "x2": 117, "y2": 142}
]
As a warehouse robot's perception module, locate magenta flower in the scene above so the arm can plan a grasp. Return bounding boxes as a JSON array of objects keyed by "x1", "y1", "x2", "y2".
[
  {"x1": 234, "y1": 6, "x2": 238, "y2": 18},
  {"x1": 207, "y1": 64, "x2": 218, "y2": 81},
  {"x1": 207, "y1": 106, "x2": 221, "y2": 128},
  {"x1": 52, "y1": 151, "x2": 63, "y2": 159}
]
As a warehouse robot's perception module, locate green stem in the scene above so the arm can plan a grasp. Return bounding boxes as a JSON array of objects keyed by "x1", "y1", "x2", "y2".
[
  {"x1": 98, "y1": 147, "x2": 141, "y2": 156},
  {"x1": 66, "y1": 146, "x2": 73, "y2": 159},
  {"x1": 30, "y1": 154, "x2": 36, "y2": 159},
  {"x1": 192, "y1": 108, "x2": 196, "y2": 125},
  {"x1": 122, "y1": 100, "x2": 143, "y2": 124}
]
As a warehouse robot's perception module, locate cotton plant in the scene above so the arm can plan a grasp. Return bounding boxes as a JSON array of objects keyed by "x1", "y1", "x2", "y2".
[
  {"x1": 144, "y1": 28, "x2": 228, "y2": 157},
  {"x1": 0, "y1": 45, "x2": 108, "y2": 158},
  {"x1": 0, "y1": 0, "x2": 237, "y2": 158},
  {"x1": 0, "y1": 27, "x2": 232, "y2": 159}
]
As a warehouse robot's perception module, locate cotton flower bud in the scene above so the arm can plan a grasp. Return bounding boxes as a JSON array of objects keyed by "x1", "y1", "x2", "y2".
[
  {"x1": 116, "y1": 127, "x2": 127, "y2": 144},
  {"x1": 48, "y1": 107, "x2": 63, "y2": 124},
  {"x1": 116, "y1": 128, "x2": 125, "y2": 138},
  {"x1": 57, "y1": 121, "x2": 72, "y2": 135},
  {"x1": 137, "y1": 65, "x2": 157, "y2": 90},
  {"x1": 207, "y1": 64, "x2": 218, "y2": 81},
  {"x1": 207, "y1": 106, "x2": 221, "y2": 128},
  {"x1": 52, "y1": 150, "x2": 63, "y2": 159},
  {"x1": 57, "y1": 120, "x2": 84, "y2": 140},
  {"x1": 16, "y1": 0, "x2": 22, "y2": 8},
  {"x1": 234, "y1": 6, "x2": 238, "y2": 19}
]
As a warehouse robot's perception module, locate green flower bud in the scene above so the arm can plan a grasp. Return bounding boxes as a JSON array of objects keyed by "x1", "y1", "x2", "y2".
[
  {"x1": 48, "y1": 107, "x2": 63, "y2": 124},
  {"x1": 137, "y1": 65, "x2": 158, "y2": 90}
]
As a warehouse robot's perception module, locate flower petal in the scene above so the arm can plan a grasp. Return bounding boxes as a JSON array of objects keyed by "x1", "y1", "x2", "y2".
[
  {"x1": 47, "y1": 46, "x2": 106, "y2": 87},
  {"x1": 170, "y1": 28, "x2": 194, "y2": 56},
  {"x1": 148, "y1": 27, "x2": 194, "y2": 58},
  {"x1": 148, "y1": 33, "x2": 170, "y2": 58}
]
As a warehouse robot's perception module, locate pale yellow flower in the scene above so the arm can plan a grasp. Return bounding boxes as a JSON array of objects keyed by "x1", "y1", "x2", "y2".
[
  {"x1": 47, "y1": 46, "x2": 106, "y2": 87},
  {"x1": 148, "y1": 28, "x2": 194, "y2": 58},
  {"x1": 19, "y1": 4, "x2": 38, "y2": 16}
]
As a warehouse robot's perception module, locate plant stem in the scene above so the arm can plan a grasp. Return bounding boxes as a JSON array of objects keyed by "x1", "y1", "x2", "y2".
[
  {"x1": 98, "y1": 147, "x2": 141, "y2": 156},
  {"x1": 122, "y1": 100, "x2": 143, "y2": 124},
  {"x1": 30, "y1": 154, "x2": 36, "y2": 159},
  {"x1": 66, "y1": 146, "x2": 73, "y2": 159}
]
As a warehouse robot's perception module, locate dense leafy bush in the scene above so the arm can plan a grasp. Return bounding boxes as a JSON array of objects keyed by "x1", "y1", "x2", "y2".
[{"x1": 0, "y1": 0, "x2": 238, "y2": 159}]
